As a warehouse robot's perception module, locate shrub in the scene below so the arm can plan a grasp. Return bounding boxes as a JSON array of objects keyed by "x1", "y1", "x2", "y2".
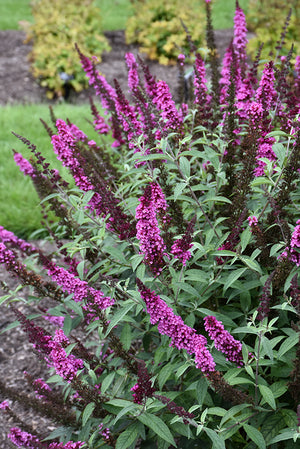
[
  {"x1": 125, "y1": 0, "x2": 205, "y2": 65},
  {"x1": 23, "y1": 0, "x2": 111, "y2": 99},
  {"x1": 246, "y1": 0, "x2": 300, "y2": 62},
  {"x1": 1, "y1": 1, "x2": 300, "y2": 448}
]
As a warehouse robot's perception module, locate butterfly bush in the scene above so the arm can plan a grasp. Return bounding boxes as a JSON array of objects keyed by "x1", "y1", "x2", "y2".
[{"x1": 1, "y1": 1, "x2": 300, "y2": 448}]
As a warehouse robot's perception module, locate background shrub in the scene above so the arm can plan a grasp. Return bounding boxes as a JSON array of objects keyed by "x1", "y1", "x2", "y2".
[
  {"x1": 23, "y1": 0, "x2": 111, "y2": 99},
  {"x1": 246, "y1": 0, "x2": 300, "y2": 61},
  {"x1": 125, "y1": 0, "x2": 205, "y2": 65}
]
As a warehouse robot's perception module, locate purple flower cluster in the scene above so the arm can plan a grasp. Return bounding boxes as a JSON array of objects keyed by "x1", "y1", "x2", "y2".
[
  {"x1": 7, "y1": 428, "x2": 41, "y2": 449},
  {"x1": 0, "y1": 400, "x2": 9, "y2": 410},
  {"x1": 136, "y1": 182, "x2": 168, "y2": 276},
  {"x1": 171, "y1": 217, "x2": 195, "y2": 266},
  {"x1": 131, "y1": 361, "x2": 155, "y2": 404},
  {"x1": 248, "y1": 215, "x2": 258, "y2": 230},
  {"x1": 44, "y1": 258, "x2": 114, "y2": 309},
  {"x1": 152, "y1": 80, "x2": 183, "y2": 138},
  {"x1": 233, "y1": 4, "x2": 248, "y2": 61},
  {"x1": 47, "y1": 329, "x2": 84, "y2": 382},
  {"x1": 48, "y1": 443, "x2": 84, "y2": 449},
  {"x1": 52, "y1": 119, "x2": 94, "y2": 192},
  {"x1": 32, "y1": 377, "x2": 52, "y2": 400},
  {"x1": 203, "y1": 316, "x2": 243, "y2": 366},
  {"x1": 0, "y1": 226, "x2": 38, "y2": 255},
  {"x1": 137, "y1": 280, "x2": 215, "y2": 372},
  {"x1": 282, "y1": 219, "x2": 300, "y2": 266},
  {"x1": 193, "y1": 54, "x2": 212, "y2": 123},
  {"x1": 13, "y1": 151, "x2": 36, "y2": 178}
]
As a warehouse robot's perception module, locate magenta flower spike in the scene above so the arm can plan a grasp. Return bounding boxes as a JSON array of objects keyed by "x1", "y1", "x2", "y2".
[
  {"x1": 203, "y1": 316, "x2": 243, "y2": 366},
  {"x1": 137, "y1": 280, "x2": 216, "y2": 372},
  {"x1": 43, "y1": 257, "x2": 114, "y2": 309},
  {"x1": 8, "y1": 428, "x2": 42, "y2": 449},
  {"x1": 0, "y1": 225, "x2": 38, "y2": 255},
  {"x1": 136, "y1": 182, "x2": 168, "y2": 276},
  {"x1": 13, "y1": 151, "x2": 36, "y2": 178},
  {"x1": 233, "y1": 3, "x2": 248, "y2": 64}
]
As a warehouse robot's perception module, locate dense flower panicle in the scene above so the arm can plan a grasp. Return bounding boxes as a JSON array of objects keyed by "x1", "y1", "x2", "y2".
[
  {"x1": 48, "y1": 329, "x2": 84, "y2": 382},
  {"x1": 136, "y1": 182, "x2": 168, "y2": 276},
  {"x1": 49, "y1": 442, "x2": 84, "y2": 449},
  {"x1": 12, "y1": 307, "x2": 52, "y2": 355},
  {"x1": 203, "y1": 316, "x2": 243, "y2": 366},
  {"x1": 154, "y1": 394, "x2": 195, "y2": 424},
  {"x1": 7, "y1": 428, "x2": 41, "y2": 449},
  {"x1": 13, "y1": 152, "x2": 36, "y2": 178},
  {"x1": 257, "y1": 272, "x2": 274, "y2": 321},
  {"x1": 193, "y1": 54, "x2": 212, "y2": 124},
  {"x1": 32, "y1": 377, "x2": 52, "y2": 400},
  {"x1": 233, "y1": 4, "x2": 248, "y2": 61},
  {"x1": 255, "y1": 61, "x2": 278, "y2": 112},
  {"x1": 0, "y1": 226, "x2": 38, "y2": 255},
  {"x1": 255, "y1": 141, "x2": 277, "y2": 176},
  {"x1": 171, "y1": 217, "x2": 195, "y2": 265},
  {"x1": 152, "y1": 80, "x2": 183, "y2": 137},
  {"x1": 44, "y1": 258, "x2": 114, "y2": 309},
  {"x1": 131, "y1": 361, "x2": 155, "y2": 404},
  {"x1": 282, "y1": 219, "x2": 300, "y2": 266},
  {"x1": 137, "y1": 280, "x2": 215, "y2": 372},
  {"x1": 76, "y1": 44, "x2": 117, "y2": 111},
  {"x1": 114, "y1": 79, "x2": 143, "y2": 150},
  {"x1": 220, "y1": 45, "x2": 234, "y2": 104},
  {"x1": 52, "y1": 118, "x2": 135, "y2": 239},
  {"x1": 125, "y1": 52, "x2": 140, "y2": 93}
]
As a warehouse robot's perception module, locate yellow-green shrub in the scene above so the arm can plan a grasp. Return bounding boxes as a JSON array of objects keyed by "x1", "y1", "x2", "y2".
[
  {"x1": 246, "y1": 0, "x2": 300, "y2": 61},
  {"x1": 125, "y1": 0, "x2": 205, "y2": 65},
  {"x1": 24, "y1": 0, "x2": 111, "y2": 99}
]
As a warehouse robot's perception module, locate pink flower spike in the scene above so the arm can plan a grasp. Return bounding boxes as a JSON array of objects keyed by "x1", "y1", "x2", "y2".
[
  {"x1": 13, "y1": 151, "x2": 36, "y2": 178},
  {"x1": 204, "y1": 316, "x2": 243, "y2": 366}
]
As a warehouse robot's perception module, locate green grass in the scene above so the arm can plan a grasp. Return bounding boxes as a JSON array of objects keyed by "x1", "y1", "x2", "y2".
[{"x1": 0, "y1": 103, "x2": 101, "y2": 238}]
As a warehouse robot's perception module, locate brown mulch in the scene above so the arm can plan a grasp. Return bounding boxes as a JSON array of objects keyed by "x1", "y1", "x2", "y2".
[{"x1": 0, "y1": 28, "x2": 237, "y2": 447}]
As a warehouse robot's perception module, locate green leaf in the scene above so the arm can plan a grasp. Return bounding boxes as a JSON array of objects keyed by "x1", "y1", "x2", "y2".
[
  {"x1": 82, "y1": 402, "x2": 95, "y2": 426},
  {"x1": 239, "y1": 256, "x2": 262, "y2": 274},
  {"x1": 269, "y1": 430, "x2": 299, "y2": 444},
  {"x1": 105, "y1": 302, "x2": 135, "y2": 337},
  {"x1": 120, "y1": 322, "x2": 132, "y2": 351},
  {"x1": 277, "y1": 333, "x2": 299, "y2": 359},
  {"x1": 137, "y1": 412, "x2": 176, "y2": 447},
  {"x1": 179, "y1": 156, "x2": 190, "y2": 177},
  {"x1": 101, "y1": 372, "x2": 115, "y2": 394},
  {"x1": 76, "y1": 260, "x2": 85, "y2": 280},
  {"x1": 175, "y1": 362, "x2": 190, "y2": 379},
  {"x1": 203, "y1": 196, "x2": 232, "y2": 204},
  {"x1": 240, "y1": 227, "x2": 252, "y2": 253},
  {"x1": 173, "y1": 182, "x2": 186, "y2": 201},
  {"x1": 260, "y1": 413, "x2": 286, "y2": 444},
  {"x1": 204, "y1": 428, "x2": 226, "y2": 449},
  {"x1": 258, "y1": 384, "x2": 276, "y2": 409},
  {"x1": 243, "y1": 424, "x2": 266, "y2": 449},
  {"x1": 116, "y1": 423, "x2": 139, "y2": 449},
  {"x1": 158, "y1": 363, "x2": 174, "y2": 390},
  {"x1": 223, "y1": 268, "x2": 247, "y2": 292},
  {"x1": 220, "y1": 404, "x2": 250, "y2": 427},
  {"x1": 131, "y1": 254, "x2": 144, "y2": 271}
]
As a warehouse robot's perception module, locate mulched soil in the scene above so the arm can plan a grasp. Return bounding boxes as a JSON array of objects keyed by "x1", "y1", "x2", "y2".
[{"x1": 0, "y1": 28, "x2": 236, "y2": 447}]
